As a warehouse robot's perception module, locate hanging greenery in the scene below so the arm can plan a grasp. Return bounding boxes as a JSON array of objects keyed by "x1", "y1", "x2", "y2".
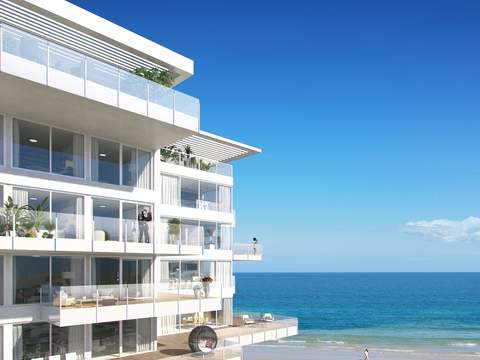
[{"x1": 133, "y1": 67, "x2": 174, "y2": 87}]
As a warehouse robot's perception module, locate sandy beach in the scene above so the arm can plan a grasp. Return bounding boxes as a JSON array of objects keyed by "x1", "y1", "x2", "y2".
[{"x1": 243, "y1": 344, "x2": 480, "y2": 360}]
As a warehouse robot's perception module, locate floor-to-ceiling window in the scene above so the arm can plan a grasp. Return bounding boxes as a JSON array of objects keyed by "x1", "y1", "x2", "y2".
[
  {"x1": 12, "y1": 187, "x2": 84, "y2": 239},
  {"x1": 122, "y1": 202, "x2": 153, "y2": 243},
  {"x1": 92, "y1": 257, "x2": 119, "y2": 285},
  {"x1": 201, "y1": 221, "x2": 217, "y2": 249},
  {"x1": 13, "y1": 322, "x2": 50, "y2": 359},
  {"x1": 180, "y1": 178, "x2": 198, "y2": 208},
  {"x1": 51, "y1": 325, "x2": 84, "y2": 359},
  {"x1": 52, "y1": 192, "x2": 84, "y2": 239},
  {"x1": 92, "y1": 321, "x2": 119, "y2": 358},
  {"x1": 91, "y1": 138, "x2": 119, "y2": 185},
  {"x1": 160, "y1": 174, "x2": 231, "y2": 213},
  {"x1": 92, "y1": 138, "x2": 152, "y2": 188},
  {"x1": 13, "y1": 256, "x2": 49, "y2": 304},
  {"x1": 199, "y1": 181, "x2": 217, "y2": 211},
  {"x1": 12, "y1": 118, "x2": 84, "y2": 177},
  {"x1": 122, "y1": 320, "x2": 136, "y2": 354},
  {"x1": 92, "y1": 198, "x2": 119, "y2": 241},
  {"x1": 51, "y1": 257, "x2": 84, "y2": 288},
  {"x1": 51, "y1": 127, "x2": 84, "y2": 177}
]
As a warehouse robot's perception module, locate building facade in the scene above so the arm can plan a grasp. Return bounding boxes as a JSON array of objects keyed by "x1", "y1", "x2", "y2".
[{"x1": 0, "y1": 1, "x2": 296, "y2": 359}]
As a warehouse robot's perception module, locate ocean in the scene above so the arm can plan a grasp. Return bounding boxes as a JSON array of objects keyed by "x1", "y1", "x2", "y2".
[{"x1": 233, "y1": 273, "x2": 480, "y2": 355}]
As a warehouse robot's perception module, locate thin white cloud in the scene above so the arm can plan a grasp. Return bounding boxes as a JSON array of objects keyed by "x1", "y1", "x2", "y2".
[{"x1": 404, "y1": 216, "x2": 480, "y2": 243}]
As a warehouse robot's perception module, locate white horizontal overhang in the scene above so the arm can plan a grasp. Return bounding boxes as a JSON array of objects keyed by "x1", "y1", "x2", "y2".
[
  {"x1": 169, "y1": 131, "x2": 262, "y2": 162},
  {"x1": 6, "y1": 0, "x2": 194, "y2": 84},
  {"x1": 0, "y1": 71, "x2": 261, "y2": 162}
]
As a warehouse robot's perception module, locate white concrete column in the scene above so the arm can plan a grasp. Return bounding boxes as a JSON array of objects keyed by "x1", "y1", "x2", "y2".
[
  {"x1": 3, "y1": 255, "x2": 12, "y2": 306},
  {"x1": 2, "y1": 324, "x2": 12, "y2": 360},
  {"x1": 4, "y1": 115, "x2": 12, "y2": 168},
  {"x1": 84, "y1": 195, "x2": 93, "y2": 245},
  {"x1": 85, "y1": 255, "x2": 92, "y2": 285},
  {"x1": 85, "y1": 135, "x2": 92, "y2": 181},
  {"x1": 84, "y1": 324, "x2": 92, "y2": 360},
  {"x1": 152, "y1": 149, "x2": 162, "y2": 250}
]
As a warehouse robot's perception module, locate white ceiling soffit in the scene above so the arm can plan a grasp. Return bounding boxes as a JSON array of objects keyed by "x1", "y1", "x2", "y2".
[{"x1": 170, "y1": 132, "x2": 261, "y2": 162}]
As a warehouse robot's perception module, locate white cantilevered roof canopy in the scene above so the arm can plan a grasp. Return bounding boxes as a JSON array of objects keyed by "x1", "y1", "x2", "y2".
[{"x1": 168, "y1": 131, "x2": 261, "y2": 162}]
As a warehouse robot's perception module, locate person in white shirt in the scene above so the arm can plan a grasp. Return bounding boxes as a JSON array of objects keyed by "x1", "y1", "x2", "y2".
[{"x1": 363, "y1": 348, "x2": 369, "y2": 360}]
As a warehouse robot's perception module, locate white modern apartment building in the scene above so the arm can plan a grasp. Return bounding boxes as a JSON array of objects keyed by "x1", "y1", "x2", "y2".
[{"x1": 0, "y1": 1, "x2": 297, "y2": 359}]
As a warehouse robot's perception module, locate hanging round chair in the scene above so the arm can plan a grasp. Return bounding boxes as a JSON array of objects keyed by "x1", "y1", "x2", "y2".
[{"x1": 188, "y1": 325, "x2": 218, "y2": 353}]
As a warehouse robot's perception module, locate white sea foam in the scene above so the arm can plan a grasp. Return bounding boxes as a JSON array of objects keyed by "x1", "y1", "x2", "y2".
[
  {"x1": 369, "y1": 347, "x2": 415, "y2": 353},
  {"x1": 317, "y1": 340, "x2": 346, "y2": 345},
  {"x1": 450, "y1": 342, "x2": 478, "y2": 348}
]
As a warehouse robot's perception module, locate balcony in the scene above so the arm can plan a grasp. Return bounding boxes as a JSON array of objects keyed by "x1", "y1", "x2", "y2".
[
  {"x1": 141, "y1": 313, "x2": 298, "y2": 359},
  {"x1": 161, "y1": 147, "x2": 233, "y2": 177},
  {"x1": 233, "y1": 243, "x2": 263, "y2": 261},
  {"x1": 41, "y1": 280, "x2": 233, "y2": 327},
  {"x1": 0, "y1": 23, "x2": 199, "y2": 131}
]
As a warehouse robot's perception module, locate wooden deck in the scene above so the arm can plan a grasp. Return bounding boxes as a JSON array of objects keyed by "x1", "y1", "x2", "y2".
[{"x1": 122, "y1": 320, "x2": 292, "y2": 360}]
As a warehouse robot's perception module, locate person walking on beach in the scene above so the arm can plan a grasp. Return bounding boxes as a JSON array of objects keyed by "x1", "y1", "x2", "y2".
[{"x1": 363, "y1": 348, "x2": 369, "y2": 360}]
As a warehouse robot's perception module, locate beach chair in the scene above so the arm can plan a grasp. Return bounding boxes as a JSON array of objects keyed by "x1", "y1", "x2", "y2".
[
  {"x1": 261, "y1": 313, "x2": 274, "y2": 322},
  {"x1": 242, "y1": 314, "x2": 255, "y2": 325}
]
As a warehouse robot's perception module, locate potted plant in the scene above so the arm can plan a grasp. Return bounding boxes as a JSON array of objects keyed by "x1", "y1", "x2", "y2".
[
  {"x1": 43, "y1": 220, "x2": 56, "y2": 239},
  {"x1": 168, "y1": 218, "x2": 181, "y2": 244},
  {"x1": 201, "y1": 276, "x2": 213, "y2": 298},
  {"x1": 23, "y1": 197, "x2": 49, "y2": 238},
  {"x1": 0, "y1": 196, "x2": 29, "y2": 236}
]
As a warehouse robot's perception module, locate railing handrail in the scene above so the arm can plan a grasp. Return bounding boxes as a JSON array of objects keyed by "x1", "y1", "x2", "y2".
[{"x1": 233, "y1": 243, "x2": 263, "y2": 255}]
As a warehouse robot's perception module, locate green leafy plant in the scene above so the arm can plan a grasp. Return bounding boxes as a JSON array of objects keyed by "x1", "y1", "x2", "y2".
[
  {"x1": 199, "y1": 159, "x2": 214, "y2": 171},
  {"x1": 160, "y1": 145, "x2": 180, "y2": 163},
  {"x1": 22, "y1": 197, "x2": 49, "y2": 237},
  {"x1": 0, "y1": 196, "x2": 29, "y2": 236},
  {"x1": 168, "y1": 218, "x2": 181, "y2": 237},
  {"x1": 43, "y1": 220, "x2": 56, "y2": 238},
  {"x1": 133, "y1": 67, "x2": 174, "y2": 87}
]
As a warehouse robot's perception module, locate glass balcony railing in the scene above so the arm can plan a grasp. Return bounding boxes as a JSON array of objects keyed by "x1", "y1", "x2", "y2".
[
  {"x1": 0, "y1": 24, "x2": 200, "y2": 131},
  {"x1": 233, "y1": 243, "x2": 263, "y2": 257},
  {"x1": 43, "y1": 280, "x2": 229, "y2": 310},
  {"x1": 0, "y1": 209, "x2": 84, "y2": 240},
  {"x1": 161, "y1": 148, "x2": 233, "y2": 177}
]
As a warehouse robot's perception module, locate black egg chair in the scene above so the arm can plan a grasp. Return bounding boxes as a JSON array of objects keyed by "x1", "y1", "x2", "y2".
[{"x1": 188, "y1": 325, "x2": 218, "y2": 353}]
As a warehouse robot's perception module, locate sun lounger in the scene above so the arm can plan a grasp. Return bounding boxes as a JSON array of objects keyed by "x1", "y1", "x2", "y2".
[
  {"x1": 242, "y1": 314, "x2": 255, "y2": 325},
  {"x1": 261, "y1": 313, "x2": 274, "y2": 322}
]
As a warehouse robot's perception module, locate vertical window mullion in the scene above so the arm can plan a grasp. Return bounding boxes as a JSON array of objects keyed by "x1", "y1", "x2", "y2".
[
  {"x1": 119, "y1": 144, "x2": 123, "y2": 186},
  {"x1": 49, "y1": 127, "x2": 52, "y2": 173}
]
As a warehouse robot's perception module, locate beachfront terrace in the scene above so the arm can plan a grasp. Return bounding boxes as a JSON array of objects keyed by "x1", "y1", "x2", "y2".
[{"x1": 121, "y1": 313, "x2": 298, "y2": 360}]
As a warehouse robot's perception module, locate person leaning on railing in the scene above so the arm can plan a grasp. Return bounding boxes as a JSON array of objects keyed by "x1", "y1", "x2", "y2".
[{"x1": 138, "y1": 207, "x2": 152, "y2": 243}]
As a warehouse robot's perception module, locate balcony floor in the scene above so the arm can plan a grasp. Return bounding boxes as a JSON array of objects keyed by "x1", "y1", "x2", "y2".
[{"x1": 123, "y1": 318, "x2": 297, "y2": 359}]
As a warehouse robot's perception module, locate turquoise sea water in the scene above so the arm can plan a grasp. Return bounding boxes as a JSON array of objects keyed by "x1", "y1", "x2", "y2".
[{"x1": 233, "y1": 273, "x2": 480, "y2": 354}]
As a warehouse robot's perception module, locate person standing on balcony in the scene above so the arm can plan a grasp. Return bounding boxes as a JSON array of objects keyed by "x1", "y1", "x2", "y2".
[
  {"x1": 138, "y1": 207, "x2": 152, "y2": 243},
  {"x1": 252, "y1": 237, "x2": 258, "y2": 255}
]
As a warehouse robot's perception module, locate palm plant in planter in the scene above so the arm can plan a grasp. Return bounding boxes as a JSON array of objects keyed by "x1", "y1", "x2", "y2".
[
  {"x1": 43, "y1": 220, "x2": 56, "y2": 239},
  {"x1": 22, "y1": 197, "x2": 49, "y2": 238},
  {"x1": 161, "y1": 145, "x2": 180, "y2": 164},
  {"x1": 168, "y1": 218, "x2": 181, "y2": 244},
  {"x1": 201, "y1": 276, "x2": 214, "y2": 298},
  {"x1": 0, "y1": 196, "x2": 29, "y2": 236}
]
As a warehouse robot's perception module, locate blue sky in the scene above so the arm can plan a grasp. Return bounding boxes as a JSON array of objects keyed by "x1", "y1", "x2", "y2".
[{"x1": 70, "y1": 0, "x2": 480, "y2": 272}]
